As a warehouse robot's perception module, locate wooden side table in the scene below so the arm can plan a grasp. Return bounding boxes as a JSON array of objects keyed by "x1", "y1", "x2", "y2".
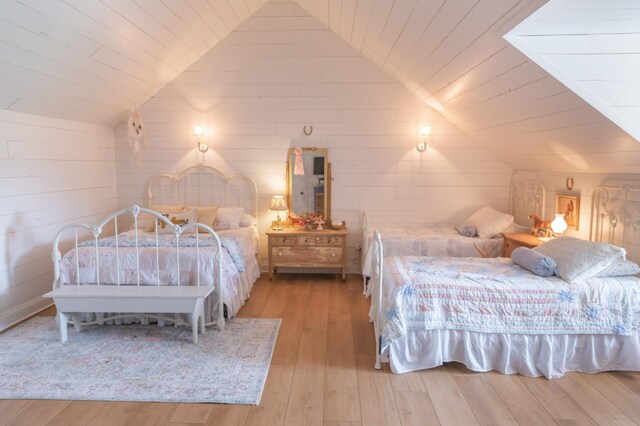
[
  {"x1": 267, "y1": 228, "x2": 348, "y2": 280},
  {"x1": 502, "y1": 232, "x2": 544, "y2": 257}
]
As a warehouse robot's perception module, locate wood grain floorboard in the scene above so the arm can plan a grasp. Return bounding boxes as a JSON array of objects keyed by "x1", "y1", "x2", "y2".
[{"x1": 1, "y1": 274, "x2": 640, "y2": 426}]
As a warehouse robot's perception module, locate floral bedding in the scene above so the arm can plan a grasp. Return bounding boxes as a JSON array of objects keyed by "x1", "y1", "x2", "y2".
[{"x1": 378, "y1": 256, "x2": 640, "y2": 350}]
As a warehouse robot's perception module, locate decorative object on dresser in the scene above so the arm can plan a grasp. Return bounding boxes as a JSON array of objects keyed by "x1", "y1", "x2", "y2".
[
  {"x1": 269, "y1": 195, "x2": 288, "y2": 230},
  {"x1": 267, "y1": 228, "x2": 348, "y2": 281},
  {"x1": 502, "y1": 232, "x2": 544, "y2": 257},
  {"x1": 286, "y1": 146, "x2": 330, "y2": 222}
]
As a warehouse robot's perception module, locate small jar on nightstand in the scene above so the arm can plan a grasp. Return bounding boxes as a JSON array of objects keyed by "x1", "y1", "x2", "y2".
[{"x1": 502, "y1": 232, "x2": 544, "y2": 257}]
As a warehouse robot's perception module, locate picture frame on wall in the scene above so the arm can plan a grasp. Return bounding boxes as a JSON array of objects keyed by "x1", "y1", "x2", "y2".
[{"x1": 556, "y1": 194, "x2": 580, "y2": 231}]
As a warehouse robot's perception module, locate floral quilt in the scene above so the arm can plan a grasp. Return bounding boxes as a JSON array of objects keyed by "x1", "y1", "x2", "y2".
[{"x1": 380, "y1": 256, "x2": 640, "y2": 349}]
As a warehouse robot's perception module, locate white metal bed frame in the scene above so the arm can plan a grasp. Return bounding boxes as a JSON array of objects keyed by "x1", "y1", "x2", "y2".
[
  {"x1": 360, "y1": 179, "x2": 547, "y2": 293},
  {"x1": 147, "y1": 163, "x2": 259, "y2": 222},
  {"x1": 590, "y1": 184, "x2": 640, "y2": 262},
  {"x1": 46, "y1": 205, "x2": 223, "y2": 343}
]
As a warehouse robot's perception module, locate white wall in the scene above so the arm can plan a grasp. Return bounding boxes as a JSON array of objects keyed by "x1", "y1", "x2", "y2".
[
  {"x1": 0, "y1": 109, "x2": 117, "y2": 331},
  {"x1": 113, "y1": 1, "x2": 513, "y2": 272}
]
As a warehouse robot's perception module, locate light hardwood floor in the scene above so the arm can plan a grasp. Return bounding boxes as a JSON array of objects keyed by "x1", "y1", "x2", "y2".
[{"x1": 2, "y1": 273, "x2": 640, "y2": 426}]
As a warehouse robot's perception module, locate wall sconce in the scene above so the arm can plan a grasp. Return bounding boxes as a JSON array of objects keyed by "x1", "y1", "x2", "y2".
[
  {"x1": 269, "y1": 195, "x2": 288, "y2": 230},
  {"x1": 416, "y1": 124, "x2": 432, "y2": 153},
  {"x1": 194, "y1": 125, "x2": 208, "y2": 153}
]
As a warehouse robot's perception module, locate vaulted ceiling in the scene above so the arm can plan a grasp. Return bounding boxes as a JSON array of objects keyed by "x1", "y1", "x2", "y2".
[{"x1": 1, "y1": 0, "x2": 638, "y2": 173}]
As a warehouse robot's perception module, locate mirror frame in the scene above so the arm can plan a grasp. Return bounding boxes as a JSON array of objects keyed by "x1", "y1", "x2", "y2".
[{"x1": 286, "y1": 147, "x2": 331, "y2": 222}]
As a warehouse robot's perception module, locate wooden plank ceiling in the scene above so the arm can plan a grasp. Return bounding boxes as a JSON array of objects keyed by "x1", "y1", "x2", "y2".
[
  {"x1": 0, "y1": 0, "x2": 638, "y2": 173},
  {"x1": 293, "y1": 0, "x2": 640, "y2": 174},
  {"x1": 0, "y1": 0, "x2": 268, "y2": 125}
]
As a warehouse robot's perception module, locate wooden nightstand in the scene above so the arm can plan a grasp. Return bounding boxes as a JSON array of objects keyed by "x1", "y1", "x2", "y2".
[
  {"x1": 502, "y1": 232, "x2": 544, "y2": 257},
  {"x1": 267, "y1": 228, "x2": 348, "y2": 281}
]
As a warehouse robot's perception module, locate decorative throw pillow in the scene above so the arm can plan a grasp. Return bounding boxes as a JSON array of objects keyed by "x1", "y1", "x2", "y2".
[
  {"x1": 155, "y1": 210, "x2": 198, "y2": 234},
  {"x1": 240, "y1": 213, "x2": 258, "y2": 227},
  {"x1": 466, "y1": 206, "x2": 514, "y2": 239},
  {"x1": 145, "y1": 205, "x2": 184, "y2": 232},
  {"x1": 533, "y1": 237, "x2": 626, "y2": 282},
  {"x1": 213, "y1": 207, "x2": 245, "y2": 230},
  {"x1": 186, "y1": 205, "x2": 218, "y2": 227},
  {"x1": 595, "y1": 259, "x2": 640, "y2": 277},
  {"x1": 511, "y1": 247, "x2": 557, "y2": 277},
  {"x1": 454, "y1": 221, "x2": 477, "y2": 237}
]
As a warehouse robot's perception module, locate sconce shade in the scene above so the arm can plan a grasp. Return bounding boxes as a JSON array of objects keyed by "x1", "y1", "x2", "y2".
[
  {"x1": 551, "y1": 214, "x2": 568, "y2": 235},
  {"x1": 269, "y1": 195, "x2": 288, "y2": 211},
  {"x1": 194, "y1": 125, "x2": 204, "y2": 137},
  {"x1": 416, "y1": 124, "x2": 432, "y2": 153}
]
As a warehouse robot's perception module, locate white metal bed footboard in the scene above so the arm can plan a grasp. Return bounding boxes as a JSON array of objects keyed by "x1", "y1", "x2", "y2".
[
  {"x1": 48, "y1": 204, "x2": 224, "y2": 331},
  {"x1": 372, "y1": 230, "x2": 384, "y2": 370}
]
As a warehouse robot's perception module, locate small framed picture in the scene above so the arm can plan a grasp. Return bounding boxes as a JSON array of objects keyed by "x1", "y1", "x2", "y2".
[{"x1": 555, "y1": 194, "x2": 580, "y2": 230}]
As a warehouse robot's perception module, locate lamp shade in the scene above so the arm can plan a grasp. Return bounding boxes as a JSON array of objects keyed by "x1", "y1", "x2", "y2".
[
  {"x1": 551, "y1": 214, "x2": 568, "y2": 235},
  {"x1": 269, "y1": 195, "x2": 288, "y2": 211}
]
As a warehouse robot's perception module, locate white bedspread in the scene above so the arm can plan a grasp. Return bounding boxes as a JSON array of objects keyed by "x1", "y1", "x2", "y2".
[
  {"x1": 375, "y1": 256, "x2": 640, "y2": 377},
  {"x1": 362, "y1": 223, "x2": 529, "y2": 278},
  {"x1": 378, "y1": 256, "x2": 640, "y2": 348},
  {"x1": 58, "y1": 227, "x2": 260, "y2": 321}
]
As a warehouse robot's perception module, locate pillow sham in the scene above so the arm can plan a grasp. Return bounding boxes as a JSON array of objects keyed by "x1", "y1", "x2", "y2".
[
  {"x1": 186, "y1": 205, "x2": 218, "y2": 227},
  {"x1": 240, "y1": 213, "x2": 258, "y2": 227},
  {"x1": 466, "y1": 206, "x2": 514, "y2": 239},
  {"x1": 213, "y1": 207, "x2": 244, "y2": 230},
  {"x1": 454, "y1": 221, "x2": 477, "y2": 238},
  {"x1": 595, "y1": 259, "x2": 640, "y2": 277},
  {"x1": 533, "y1": 237, "x2": 626, "y2": 282},
  {"x1": 511, "y1": 247, "x2": 557, "y2": 277},
  {"x1": 154, "y1": 209, "x2": 198, "y2": 234},
  {"x1": 145, "y1": 205, "x2": 184, "y2": 232}
]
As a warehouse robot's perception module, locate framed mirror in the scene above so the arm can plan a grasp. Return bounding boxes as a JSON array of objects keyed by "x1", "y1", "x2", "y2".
[{"x1": 286, "y1": 147, "x2": 331, "y2": 221}]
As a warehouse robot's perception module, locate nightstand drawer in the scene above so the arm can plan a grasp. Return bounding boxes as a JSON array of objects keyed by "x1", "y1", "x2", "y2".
[
  {"x1": 270, "y1": 236, "x2": 297, "y2": 246},
  {"x1": 271, "y1": 246, "x2": 342, "y2": 266},
  {"x1": 298, "y1": 235, "x2": 344, "y2": 246}
]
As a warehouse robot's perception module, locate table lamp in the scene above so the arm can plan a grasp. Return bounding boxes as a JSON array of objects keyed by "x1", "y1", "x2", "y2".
[{"x1": 269, "y1": 195, "x2": 288, "y2": 230}]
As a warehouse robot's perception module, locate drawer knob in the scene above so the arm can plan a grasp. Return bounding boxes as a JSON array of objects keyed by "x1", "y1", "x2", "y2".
[
  {"x1": 278, "y1": 252, "x2": 283, "y2": 257},
  {"x1": 331, "y1": 253, "x2": 336, "y2": 258}
]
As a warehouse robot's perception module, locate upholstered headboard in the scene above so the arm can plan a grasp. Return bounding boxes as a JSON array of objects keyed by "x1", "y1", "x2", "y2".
[
  {"x1": 590, "y1": 185, "x2": 640, "y2": 261},
  {"x1": 147, "y1": 164, "x2": 259, "y2": 219},
  {"x1": 510, "y1": 179, "x2": 546, "y2": 226}
]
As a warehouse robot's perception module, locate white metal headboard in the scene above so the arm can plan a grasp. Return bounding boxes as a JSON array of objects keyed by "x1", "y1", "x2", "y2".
[
  {"x1": 590, "y1": 185, "x2": 640, "y2": 262},
  {"x1": 147, "y1": 164, "x2": 259, "y2": 219},
  {"x1": 510, "y1": 179, "x2": 546, "y2": 226}
]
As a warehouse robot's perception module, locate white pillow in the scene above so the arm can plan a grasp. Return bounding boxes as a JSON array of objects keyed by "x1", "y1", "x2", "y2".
[
  {"x1": 240, "y1": 213, "x2": 258, "y2": 227},
  {"x1": 213, "y1": 207, "x2": 244, "y2": 230},
  {"x1": 533, "y1": 237, "x2": 626, "y2": 282},
  {"x1": 155, "y1": 210, "x2": 198, "y2": 234},
  {"x1": 596, "y1": 259, "x2": 640, "y2": 277},
  {"x1": 186, "y1": 205, "x2": 218, "y2": 227},
  {"x1": 466, "y1": 207, "x2": 514, "y2": 239}
]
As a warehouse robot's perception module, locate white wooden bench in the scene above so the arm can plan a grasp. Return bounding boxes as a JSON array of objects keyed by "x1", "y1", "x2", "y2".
[{"x1": 43, "y1": 285, "x2": 215, "y2": 344}]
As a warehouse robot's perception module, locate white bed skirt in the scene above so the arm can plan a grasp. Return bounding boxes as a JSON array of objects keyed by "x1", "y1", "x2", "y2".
[{"x1": 386, "y1": 328, "x2": 640, "y2": 378}]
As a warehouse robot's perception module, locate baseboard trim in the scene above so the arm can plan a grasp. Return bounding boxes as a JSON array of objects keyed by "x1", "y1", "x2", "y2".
[{"x1": 0, "y1": 297, "x2": 53, "y2": 332}]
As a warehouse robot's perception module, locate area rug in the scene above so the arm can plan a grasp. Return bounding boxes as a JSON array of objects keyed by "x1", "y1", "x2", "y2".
[{"x1": 0, "y1": 316, "x2": 280, "y2": 404}]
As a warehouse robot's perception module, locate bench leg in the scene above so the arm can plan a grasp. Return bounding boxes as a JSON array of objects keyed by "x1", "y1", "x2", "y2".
[
  {"x1": 58, "y1": 312, "x2": 68, "y2": 343},
  {"x1": 71, "y1": 314, "x2": 82, "y2": 333},
  {"x1": 192, "y1": 298, "x2": 205, "y2": 344}
]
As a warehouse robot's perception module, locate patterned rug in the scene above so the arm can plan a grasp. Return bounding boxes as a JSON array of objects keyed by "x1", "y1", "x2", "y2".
[{"x1": 0, "y1": 316, "x2": 280, "y2": 404}]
